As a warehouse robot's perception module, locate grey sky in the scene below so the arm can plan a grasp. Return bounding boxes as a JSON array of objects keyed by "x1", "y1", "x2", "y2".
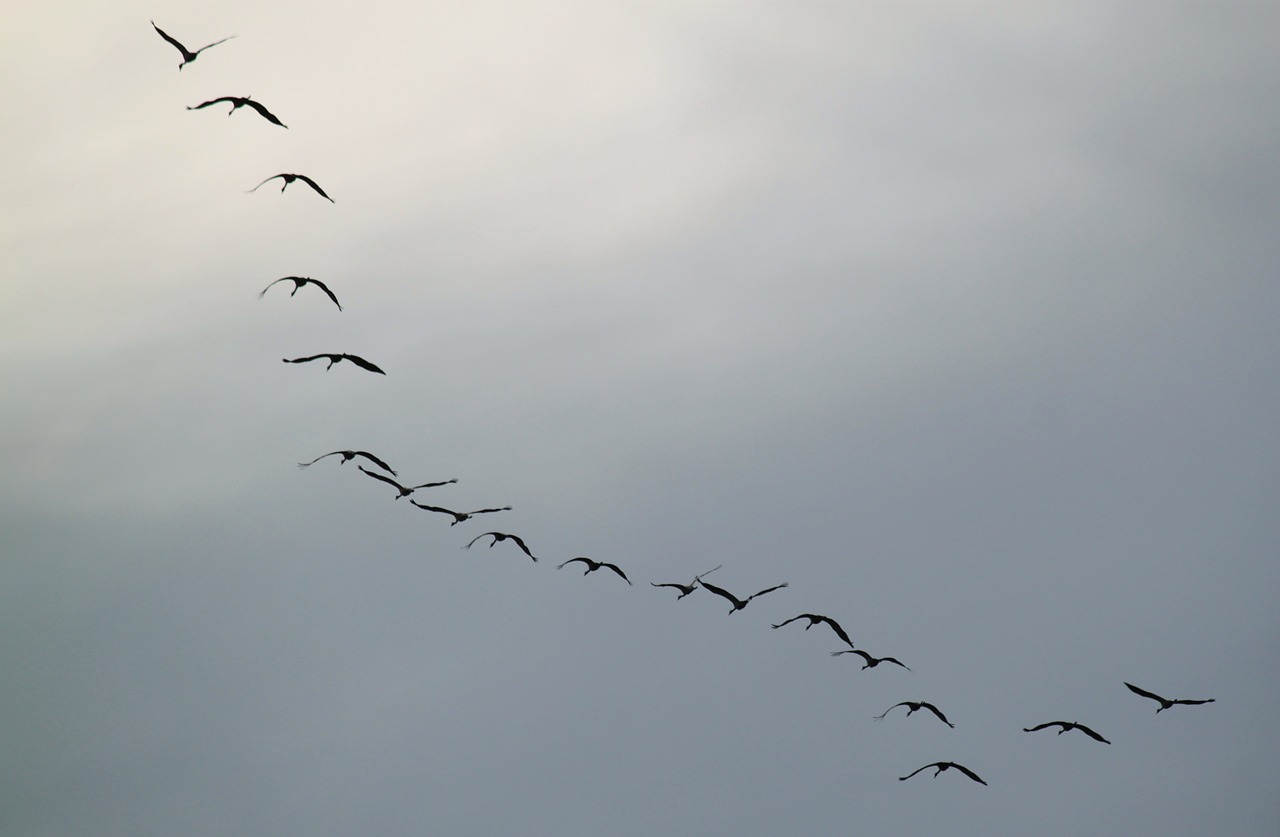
[{"x1": 3, "y1": 2, "x2": 1278, "y2": 835}]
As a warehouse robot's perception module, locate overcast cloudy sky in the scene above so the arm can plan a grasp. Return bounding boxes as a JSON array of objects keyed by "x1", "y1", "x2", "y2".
[{"x1": 3, "y1": 2, "x2": 1278, "y2": 835}]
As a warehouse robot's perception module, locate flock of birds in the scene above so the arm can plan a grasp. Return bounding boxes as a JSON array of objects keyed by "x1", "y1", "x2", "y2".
[{"x1": 152, "y1": 19, "x2": 1216, "y2": 790}]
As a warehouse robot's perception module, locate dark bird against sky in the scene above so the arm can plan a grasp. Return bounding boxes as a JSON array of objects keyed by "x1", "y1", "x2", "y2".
[
  {"x1": 188, "y1": 96, "x2": 287, "y2": 128},
  {"x1": 248, "y1": 173, "x2": 334, "y2": 202},
  {"x1": 831, "y1": 648, "x2": 910, "y2": 671},
  {"x1": 771, "y1": 613, "x2": 855, "y2": 649},
  {"x1": 898, "y1": 762, "x2": 987, "y2": 786},
  {"x1": 1022, "y1": 721, "x2": 1111, "y2": 744},
  {"x1": 649, "y1": 564, "x2": 721, "y2": 599},
  {"x1": 282, "y1": 353, "x2": 385, "y2": 374},
  {"x1": 874, "y1": 701, "x2": 954, "y2": 728},
  {"x1": 698, "y1": 580, "x2": 789, "y2": 614},
  {"x1": 409, "y1": 500, "x2": 511, "y2": 525},
  {"x1": 298, "y1": 450, "x2": 395, "y2": 475},
  {"x1": 464, "y1": 532, "x2": 537, "y2": 562},
  {"x1": 151, "y1": 21, "x2": 234, "y2": 70},
  {"x1": 1124, "y1": 682, "x2": 1216, "y2": 713},
  {"x1": 260, "y1": 276, "x2": 342, "y2": 310},
  {"x1": 558, "y1": 556, "x2": 632, "y2": 585},
  {"x1": 358, "y1": 466, "x2": 455, "y2": 499}
]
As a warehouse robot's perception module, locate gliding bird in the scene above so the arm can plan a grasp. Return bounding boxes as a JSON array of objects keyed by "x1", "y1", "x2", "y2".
[
  {"x1": 298, "y1": 450, "x2": 395, "y2": 475},
  {"x1": 831, "y1": 648, "x2": 910, "y2": 670},
  {"x1": 1124, "y1": 682, "x2": 1216, "y2": 713},
  {"x1": 282, "y1": 353, "x2": 385, "y2": 374},
  {"x1": 358, "y1": 466, "x2": 455, "y2": 499},
  {"x1": 248, "y1": 173, "x2": 334, "y2": 202},
  {"x1": 650, "y1": 564, "x2": 721, "y2": 599},
  {"x1": 151, "y1": 21, "x2": 234, "y2": 70},
  {"x1": 771, "y1": 613, "x2": 855, "y2": 649},
  {"x1": 409, "y1": 500, "x2": 511, "y2": 525},
  {"x1": 899, "y1": 762, "x2": 986, "y2": 786},
  {"x1": 874, "y1": 701, "x2": 954, "y2": 728},
  {"x1": 558, "y1": 557, "x2": 632, "y2": 585},
  {"x1": 260, "y1": 276, "x2": 342, "y2": 310},
  {"x1": 1022, "y1": 721, "x2": 1110, "y2": 744},
  {"x1": 464, "y1": 532, "x2": 537, "y2": 562},
  {"x1": 698, "y1": 580, "x2": 788, "y2": 614},
  {"x1": 188, "y1": 96, "x2": 287, "y2": 128}
]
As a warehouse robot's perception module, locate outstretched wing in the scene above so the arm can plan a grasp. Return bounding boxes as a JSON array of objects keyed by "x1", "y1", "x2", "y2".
[
  {"x1": 188, "y1": 96, "x2": 236, "y2": 110},
  {"x1": 771, "y1": 615, "x2": 806, "y2": 630},
  {"x1": 248, "y1": 174, "x2": 285, "y2": 194},
  {"x1": 602, "y1": 563, "x2": 632, "y2": 584},
  {"x1": 282, "y1": 354, "x2": 330, "y2": 365},
  {"x1": 1172, "y1": 697, "x2": 1215, "y2": 706},
  {"x1": 1124, "y1": 682, "x2": 1167, "y2": 704},
  {"x1": 192, "y1": 35, "x2": 235, "y2": 56},
  {"x1": 873, "y1": 702, "x2": 907, "y2": 721},
  {"x1": 745, "y1": 582, "x2": 788, "y2": 602},
  {"x1": 898, "y1": 764, "x2": 933, "y2": 782},
  {"x1": 558, "y1": 557, "x2": 590, "y2": 570},
  {"x1": 351, "y1": 451, "x2": 395, "y2": 475},
  {"x1": 920, "y1": 703, "x2": 954, "y2": 727},
  {"x1": 880, "y1": 656, "x2": 911, "y2": 671},
  {"x1": 408, "y1": 479, "x2": 458, "y2": 490},
  {"x1": 1073, "y1": 723, "x2": 1111, "y2": 743},
  {"x1": 831, "y1": 648, "x2": 869, "y2": 661},
  {"x1": 697, "y1": 581, "x2": 743, "y2": 609},
  {"x1": 339, "y1": 354, "x2": 386, "y2": 375},
  {"x1": 297, "y1": 451, "x2": 341, "y2": 468},
  {"x1": 151, "y1": 22, "x2": 193, "y2": 60},
  {"x1": 295, "y1": 174, "x2": 335, "y2": 202},
  {"x1": 817, "y1": 615, "x2": 855, "y2": 649},
  {"x1": 949, "y1": 763, "x2": 987, "y2": 785},
  {"x1": 259, "y1": 275, "x2": 293, "y2": 296},
  {"x1": 1022, "y1": 722, "x2": 1060, "y2": 733},
  {"x1": 358, "y1": 465, "x2": 404, "y2": 492},
  {"x1": 464, "y1": 533, "x2": 499, "y2": 550},
  {"x1": 243, "y1": 99, "x2": 287, "y2": 128}
]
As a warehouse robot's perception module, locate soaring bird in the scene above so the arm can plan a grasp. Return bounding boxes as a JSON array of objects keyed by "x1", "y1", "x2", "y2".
[
  {"x1": 298, "y1": 450, "x2": 395, "y2": 475},
  {"x1": 248, "y1": 173, "x2": 334, "y2": 202},
  {"x1": 899, "y1": 762, "x2": 986, "y2": 786},
  {"x1": 260, "y1": 276, "x2": 342, "y2": 310},
  {"x1": 558, "y1": 557, "x2": 632, "y2": 585},
  {"x1": 1124, "y1": 682, "x2": 1216, "y2": 713},
  {"x1": 831, "y1": 648, "x2": 910, "y2": 671},
  {"x1": 409, "y1": 500, "x2": 511, "y2": 525},
  {"x1": 151, "y1": 21, "x2": 234, "y2": 69},
  {"x1": 875, "y1": 701, "x2": 954, "y2": 728},
  {"x1": 698, "y1": 580, "x2": 788, "y2": 614},
  {"x1": 358, "y1": 466, "x2": 455, "y2": 499},
  {"x1": 771, "y1": 613, "x2": 855, "y2": 649},
  {"x1": 282, "y1": 353, "x2": 384, "y2": 374},
  {"x1": 650, "y1": 564, "x2": 721, "y2": 599},
  {"x1": 465, "y1": 532, "x2": 537, "y2": 562},
  {"x1": 1022, "y1": 721, "x2": 1110, "y2": 744},
  {"x1": 188, "y1": 96, "x2": 287, "y2": 128}
]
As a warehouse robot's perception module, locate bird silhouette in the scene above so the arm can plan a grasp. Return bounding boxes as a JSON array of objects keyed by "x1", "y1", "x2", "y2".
[
  {"x1": 188, "y1": 96, "x2": 287, "y2": 128},
  {"x1": 409, "y1": 500, "x2": 511, "y2": 525},
  {"x1": 650, "y1": 564, "x2": 722, "y2": 599},
  {"x1": 1124, "y1": 682, "x2": 1216, "y2": 713},
  {"x1": 298, "y1": 450, "x2": 395, "y2": 475},
  {"x1": 831, "y1": 648, "x2": 910, "y2": 670},
  {"x1": 1022, "y1": 721, "x2": 1110, "y2": 744},
  {"x1": 151, "y1": 21, "x2": 234, "y2": 70},
  {"x1": 465, "y1": 532, "x2": 537, "y2": 562},
  {"x1": 260, "y1": 276, "x2": 342, "y2": 310},
  {"x1": 771, "y1": 613, "x2": 855, "y2": 649},
  {"x1": 874, "y1": 701, "x2": 954, "y2": 728},
  {"x1": 358, "y1": 466, "x2": 455, "y2": 499},
  {"x1": 282, "y1": 353, "x2": 384, "y2": 374},
  {"x1": 698, "y1": 580, "x2": 788, "y2": 614},
  {"x1": 248, "y1": 173, "x2": 334, "y2": 202},
  {"x1": 899, "y1": 761, "x2": 986, "y2": 786},
  {"x1": 558, "y1": 557, "x2": 632, "y2": 585}
]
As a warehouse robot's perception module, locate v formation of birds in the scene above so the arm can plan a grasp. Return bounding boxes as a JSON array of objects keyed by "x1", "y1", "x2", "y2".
[{"x1": 154, "y1": 20, "x2": 1217, "y2": 790}]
